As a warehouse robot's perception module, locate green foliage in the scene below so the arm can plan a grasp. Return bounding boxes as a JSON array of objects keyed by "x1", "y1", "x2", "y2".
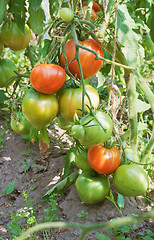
[
  {"x1": 10, "y1": 0, "x2": 26, "y2": 32},
  {"x1": 49, "y1": 0, "x2": 61, "y2": 19},
  {"x1": 0, "y1": 0, "x2": 8, "y2": 25},
  {"x1": 4, "y1": 181, "x2": 16, "y2": 195},
  {"x1": 42, "y1": 171, "x2": 78, "y2": 200},
  {"x1": 29, "y1": 0, "x2": 42, "y2": 10},
  {"x1": 28, "y1": 6, "x2": 46, "y2": 35},
  {"x1": 117, "y1": 4, "x2": 141, "y2": 67}
]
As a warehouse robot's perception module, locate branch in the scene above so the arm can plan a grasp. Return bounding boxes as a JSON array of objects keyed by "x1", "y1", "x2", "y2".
[{"x1": 16, "y1": 210, "x2": 154, "y2": 240}]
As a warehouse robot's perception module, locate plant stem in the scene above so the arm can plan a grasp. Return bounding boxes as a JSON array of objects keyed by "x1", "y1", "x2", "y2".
[
  {"x1": 71, "y1": 24, "x2": 86, "y2": 115},
  {"x1": 127, "y1": 74, "x2": 138, "y2": 153},
  {"x1": 16, "y1": 210, "x2": 154, "y2": 240}
]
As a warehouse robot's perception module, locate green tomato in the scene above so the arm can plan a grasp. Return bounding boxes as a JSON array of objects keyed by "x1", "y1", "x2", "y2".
[
  {"x1": 59, "y1": 8, "x2": 74, "y2": 22},
  {"x1": 77, "y1": 110, "x2": 113, "y2": 147},
  {"x1": 22, "y1": 89, "x2": 59, "y2": 130},
  {"x1": 11, "y1": 112, "x2": 31, "y2": 135},
  {"x1": 70, "y1": 125, "x2": 85, "y2": 139},
  {"x1": 113, "y1": 164, "x2": 149, "y2": 197},
  {"x1": 75, "y1": 171, "x2": 110, "y2": 204},
  {"x1": 1, "y1": 22, "x2": 31, "y2": 51},
  {"x1": 75, "y1": 148, "x2": 92, "y2": 172},
  {"x1": 0, "y1": 59, "x2": 17, "y2": 88}
]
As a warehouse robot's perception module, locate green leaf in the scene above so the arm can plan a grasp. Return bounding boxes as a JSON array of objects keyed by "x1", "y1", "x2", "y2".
[
  {"x1": 10, "y1": 0, "x2": 26, "y2": 32},
  {"x1": 42, "y1": 171, "x2": 78, "y2": 201},
  {"x1": 117, "y1": 4, "x2": 140, "y2": 67},
  {"x1": 49, "y1": 0, "x2": 61, "y2": 18},
  {"x1": 39, "y1": 39, "x2": 52, "y2": 58},
  {"x1": 0, "y1": 0, "x2": 8, "y2": 25},
  {"x1": 138, "y1": 122, "x2": 148, "y2": 131},
  {"x1": 0, "y1": 90, "x2": 8, "y2": 105},
  {"x1": 96, "y1": 71, "x2": 106, "y2": 89},
  {"x1": 61, "y1": 147, "x2": 76, "y2": 179},
  {"x1": 4, "y1": 181, "x2": 16, "y2": 195},
  {"x1": 29, "y1": 0, "x2": 42, "y2": 10},
  {"x1": 25, "y1": 45, "x2": 38, "y2": 67},
  {"x1": 97, "y1": 233, "x2": 112, "y2": 240},
  {"x1": 136, "y1": 99, "x2": 151, "y2": 113},
  {"x1": 28, "y1": 6, "x2": 46, "y2": 35},
  {"x1": 117, "y1": 193, "x2": 125, "y2": 208}
]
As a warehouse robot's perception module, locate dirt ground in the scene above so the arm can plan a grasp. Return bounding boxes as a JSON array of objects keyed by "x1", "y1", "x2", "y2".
[{"x1": 0, "y1": 117, "x2": 153, "y2": 240}]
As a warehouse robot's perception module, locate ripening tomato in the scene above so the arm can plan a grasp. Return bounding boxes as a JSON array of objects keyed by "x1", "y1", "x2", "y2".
[
  {"x1": 113, "y1": 164, "x2": 149, "y2": 197},
  {"x1": 1, "y1": 22, "x2": 31, "y2": 51},
  {"x1": 30, "y1": 64, "x2": 66, "y2": 94},
  {"x1": 59, "y1": 8, "x2": 74, "y2": 22},
  {"x1": 58, "y1": 84, "x2": 99, "y2": 121},
  {"x1": 75, "y1": 171, "x2": 110, "y2": 204},
  {"x1": 60, "y1": 38, "x2": 104, "y2": 79},
  {"x1": 88, "y1": 145, "x2": 121, "y2": 174},
  {"x1": 92, "y1": 2, "x2": 101, "y2": 13},
  {"x1": 22, "y1": 89, "x2": 59, "y2": 129},
  {"x1": 0, "y1": 59, "x2": 17, "y2": 88}
]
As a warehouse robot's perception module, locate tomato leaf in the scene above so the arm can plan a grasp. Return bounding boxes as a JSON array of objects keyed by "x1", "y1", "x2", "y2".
[
  {"x1": 117, "y1": 4, "x2": 141, "y2": 67},
  {"x1": 25, "y1": 46, "x2": 38, "y2": 68},
  {"x1": 29, "y1": 0, "x2": 42, "y2": 10},
  {"x1": 117, "y1": 193, "x2": 125, "y2": 208},
  {"x1": 28, "y1": 6, "x2": 46, "y2": 35},
  {"x1": 136, "y1": 99, "x2": 151, "y2": 113},
  {"x1": 42, "y1": 171, "x2": 79, "y2": 201},
  {"x1": 49, "y1": 0, "x2": 60, "y2": 19},
  {"x1": 0, "y1": 0, "x2": 8, "y2": 25},
  {"x1": 10, "y1": 0, "x2": 26, "y2": 33},
  {"x1": 61, "y1": 147, "x2": 76, "y2": 179}
]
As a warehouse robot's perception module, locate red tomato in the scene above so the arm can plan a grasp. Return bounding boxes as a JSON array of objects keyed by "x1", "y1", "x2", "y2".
[
  {"x1": 88, "y1": 144, "x2": 121, "y2": 174},
  {"x1": 30, "y1": 64, "x2": 66, "y2": 94},
  {"x1": 92, "y1": 2, "x2": 101, "y2": 13},
  {"x1": 60, "y1": 38, "x2": 104, "y2": 80}
]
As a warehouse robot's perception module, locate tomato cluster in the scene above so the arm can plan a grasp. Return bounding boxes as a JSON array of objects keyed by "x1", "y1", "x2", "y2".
[{"x1": 0, "y1": 5, "x2": 149, "y2": 206}]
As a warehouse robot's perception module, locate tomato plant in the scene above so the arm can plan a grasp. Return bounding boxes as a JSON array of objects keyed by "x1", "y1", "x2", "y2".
[
  {"x1": 60, "y1": 38, "x2": 104, "y2": 79},
  {"x1": 59, "y1": 8, "x2": 74, "y2": 22},
  {"x1": 72, "y1": 110, "x2": 113, "y2": 147},
  {"x1": 22, "y1": 89, "x2": 59, "y2": 130},
  {"x1": 11, "y1": 111, "x2": 31, "y2": 135},
  {"x1": 75, "y1": 171, "x2": 110, "y2": 204},
  {"x1": 75, "y1": 148, "x2": 92, "y2": 172},
  {"x1": 113, "y1": 164, "x2": 149, "y2": 197},
  {"x1": 88, "y1": 145, "x2": 121, "y2": 174},
  {"x1": 58, "y1": 84, "x2": 99, "y2": 121},
  {"x1": 30, "y1": 63, "x2": 66, "y2": 94},
  {"x1": 0, "y1": 59, "x2": 17, "y2": 88},
  {"x1": 1, "y1": 21, "x2": 31, "y2": 51}
]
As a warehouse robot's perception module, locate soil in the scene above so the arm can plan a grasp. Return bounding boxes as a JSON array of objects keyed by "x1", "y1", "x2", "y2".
[{"x1": 0, "y1": 117, "x2": 153, "y2": 240}]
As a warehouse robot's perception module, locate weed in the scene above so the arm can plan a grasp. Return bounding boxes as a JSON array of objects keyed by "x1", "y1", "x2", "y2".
[{"x1": 77, "y1": 210, "x2": 89, "y2": 220}]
